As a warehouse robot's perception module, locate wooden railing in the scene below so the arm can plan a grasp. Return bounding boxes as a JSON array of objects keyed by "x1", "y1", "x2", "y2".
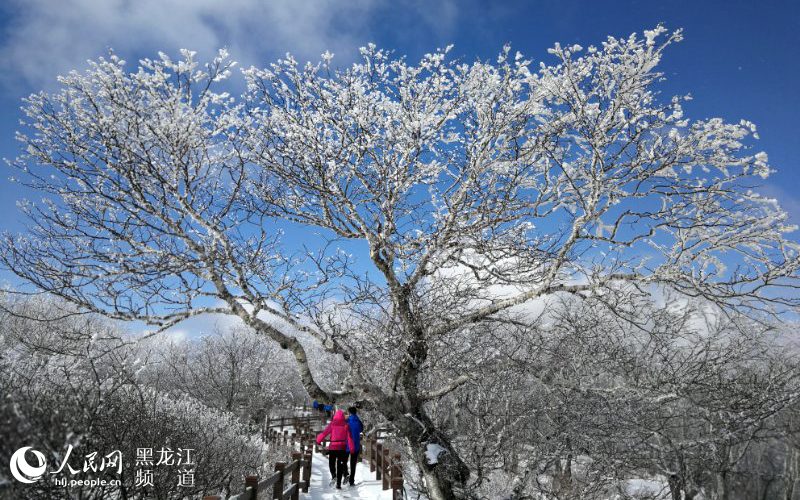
[
  {"x1": 203, "y1": 412, "x2": 324, "y2": 500},
  {"x1": 364, "y1": 433, "x2": 404, "y2": 499},
  {"x1": 263, "y1": 414, "x2": 327, "y2": 445}
]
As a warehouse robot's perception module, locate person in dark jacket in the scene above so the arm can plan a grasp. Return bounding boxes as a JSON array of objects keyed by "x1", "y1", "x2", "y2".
[
  {"x1": 345, "y1": 406, "x2": 363, "y2": 486},
  {"x1": 316, "y1": 409, "x2": 355, "y2": 489},
  {"x1": 313, "y1": 400, "x2": 325, "y2": 416}
]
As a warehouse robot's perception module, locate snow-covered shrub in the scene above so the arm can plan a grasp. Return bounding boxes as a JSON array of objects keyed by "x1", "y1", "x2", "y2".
[
  {"x1": 139, "y1": 324, "x2": 308, "y2": 425},
  {"x1": 0, "y1": 294, "x2": 282, "y2": 499},
  {"x1": 420, "y1": 294, "x2": 800, "y2": 499}
]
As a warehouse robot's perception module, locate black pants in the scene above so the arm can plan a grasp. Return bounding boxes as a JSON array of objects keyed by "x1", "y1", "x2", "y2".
[
  {"x1": 348, "y1": 451, "x2": 360, "y2": 485},
  {"x1": 328, "y1": 450, "x2": 348, "y2": 487}
]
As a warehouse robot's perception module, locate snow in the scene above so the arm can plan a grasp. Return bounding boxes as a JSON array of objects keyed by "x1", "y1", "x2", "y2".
[
  {"x1": 300, "y1": 451, "x2": 393, "y2": 500},
  {"x1": 622, "y1": 478, "x2": 670, "y2": 498},
  {"x1": 425, "y1": 443, "x2": 446, "y2": 465}
]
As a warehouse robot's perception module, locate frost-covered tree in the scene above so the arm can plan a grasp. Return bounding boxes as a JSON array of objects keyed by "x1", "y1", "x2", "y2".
[
  {"x1": 3, "y1": 26, "x2": 800, "y2": 499},
  {"x1": 0, "y1": 295, "x2": 275, "y2": 499},
  {"x1": 419, "y1": 294, "x2": 800, "y2": 499},
  {"x1": 146, "y1": 324, "x2": 307, "y2": 422},
  {"x1": 536, "y1": 297, "x2": 800, "y2": 500}
]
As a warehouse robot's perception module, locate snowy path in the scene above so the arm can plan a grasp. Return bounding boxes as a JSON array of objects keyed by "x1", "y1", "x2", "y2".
[{"x1": 301, "y1": 451, "x2": 393, "y2": 500}]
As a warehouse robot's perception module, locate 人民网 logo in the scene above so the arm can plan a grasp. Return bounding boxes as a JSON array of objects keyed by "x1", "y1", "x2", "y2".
[{"x1": 9, "y1": 447, "x2": 46, "y2": 484}]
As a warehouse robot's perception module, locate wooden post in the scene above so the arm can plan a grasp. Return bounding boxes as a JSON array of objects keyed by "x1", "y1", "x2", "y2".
[
  {"x1": 302, "y1": 452, "x2": 312, "y2": 493},
  {"x1": 272, "y1": 462, "x2": 286, "y2": 500},
  {"x1": 391, "y1": 477, "x2": 404, "y2": 500},
  {"x1": 202, "y1": 497, "x2": 222, "y2": 500},
  {"x1": 280, "y1": 416, "x2": 285, "y2": 432},
  {"x1": 245, "y1": 475, "x2": 258, "y2": 500},
  {"x1": 290, "y1": 452, "x2": 301, "y2": 500},
  {"x1": 375, "y1": 442, "x2": 383, "y2": 480},
  {"x1": 382, "y1": 446, "x2": 390, "y2": 490},
  {"x1": 392, "y1": 453, "x2": 403, "y2": 488},
  {"x1": 369, "y1": 438, "x2": 376, "y2": 472}
]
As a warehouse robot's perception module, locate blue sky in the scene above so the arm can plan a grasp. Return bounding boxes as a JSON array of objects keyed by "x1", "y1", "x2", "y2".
[{"x1": 0, "y1": 0, "x2": 798, "y2": 297}]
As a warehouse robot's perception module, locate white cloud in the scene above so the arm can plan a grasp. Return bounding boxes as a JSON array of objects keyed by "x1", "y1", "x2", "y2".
[
  {"x1": 162, "y1": 327, "x2": 189, "y2": 343},
  {"x1": 0, "y1": 0, "x2": 404, "y2": 90}
]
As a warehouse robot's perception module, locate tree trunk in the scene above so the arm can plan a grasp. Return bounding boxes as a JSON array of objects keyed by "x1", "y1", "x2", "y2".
[
  {"x1": 553, "y1": 452, "x2": 573, "y2": 495},
  {"x1": 668, "y1": 473, "x2": 698, "y2": 500},
  {"x1": 668, "y1": 474, "x2": 682, "y2": 500},
  {"x1": 786, "y1": 445, "x2": 798, "y2": 500},
  {"x1": 419, "y1": 462, "x2": 458, "y2": 500},
  {"x1": 385, "y1": 290, "x2": 471, "y2": 499},
  {"x1": 715, "y1": 471, "x2": 729, "y2": 500},
  {"x1": 398, "y1": 409, "x2": 470, "y2": 500}
]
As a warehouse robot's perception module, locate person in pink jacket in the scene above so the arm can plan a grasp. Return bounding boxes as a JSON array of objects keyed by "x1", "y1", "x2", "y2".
[{"x1": 316, "y1": 409, "x2": 356, "y2": 489}]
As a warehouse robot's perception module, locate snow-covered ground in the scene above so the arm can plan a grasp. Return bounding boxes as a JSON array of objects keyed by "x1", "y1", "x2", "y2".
[{"x1": 301, "y1": 451, "x2": 394, "y2": 500}]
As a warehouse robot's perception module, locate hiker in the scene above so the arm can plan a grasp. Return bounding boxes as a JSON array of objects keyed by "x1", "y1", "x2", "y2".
[
  {"x1": 345, "y1": 406, "x2": 363, "y2": 486},
  {"x1": 316, "y1": 409, "x2": 355, "y2": 489},
  {"x1": 313, "y1": 400, "x2": 329, "y2": 421},
  {"x1": 323, "y1": 403, "x2": 333, "y2": 419}
]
